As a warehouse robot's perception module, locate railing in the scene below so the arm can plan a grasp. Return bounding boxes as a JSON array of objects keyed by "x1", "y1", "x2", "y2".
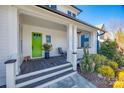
[
  {"x1": 77, "y1": 47, "x2": 93, "y2": 59},
  {"x1": 77, "y1": 48, "x2": 83, "y2": 59}
]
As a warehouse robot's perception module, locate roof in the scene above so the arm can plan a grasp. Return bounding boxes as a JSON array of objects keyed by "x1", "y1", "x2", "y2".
[
  {"x1": 71, "y1": 5, "x2": 82, "y2": 13},
  {"x1": 96, "y1": 24, "x2": 104, "y2": 29},
  {"x1": 36, "y1": 5, "x2": 106, "y2": 32}
]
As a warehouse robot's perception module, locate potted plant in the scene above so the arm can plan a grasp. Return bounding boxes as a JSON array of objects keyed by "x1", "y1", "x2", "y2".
[{"x1": 43, "y1": 43, "x2": 52, "y2": 59}]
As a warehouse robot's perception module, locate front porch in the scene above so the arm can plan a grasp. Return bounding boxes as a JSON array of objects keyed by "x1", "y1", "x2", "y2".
[
  {"x1": 4, "y1": 6, "x2": 98, "y2": 88},
  {"x1": 20, "y1": 56, "x2": 68, "y2": 74},
  {"x1": 18, "y1": 13, "x2": 97, "y2": 74}
]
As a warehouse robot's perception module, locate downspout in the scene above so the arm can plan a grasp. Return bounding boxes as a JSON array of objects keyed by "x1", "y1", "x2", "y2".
[{"x1": 97, "y1": 31, "x2": 106, "y2": 52}]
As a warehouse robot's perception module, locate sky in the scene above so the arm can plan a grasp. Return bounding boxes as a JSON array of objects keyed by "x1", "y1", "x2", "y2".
[{"x1": 76, "y1": 5, "x2": 124, "y2": 32}]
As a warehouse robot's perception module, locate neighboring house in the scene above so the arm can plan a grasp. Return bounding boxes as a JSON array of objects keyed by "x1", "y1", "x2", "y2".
[
  {"x1": 0, "y1": 5, "x2": 105, "y2": 88},
  {"x1": 96, "y1": 24, "x2": 112, "y2": 51}
]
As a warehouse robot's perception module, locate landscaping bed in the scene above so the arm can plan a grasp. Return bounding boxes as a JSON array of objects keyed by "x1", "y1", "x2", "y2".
[
  {"x1": 77, "y1": 65, "x2": 112, "y2": 88},
  {"x1": 78, "y1": 39, "x2": 124, "y2": 88}
]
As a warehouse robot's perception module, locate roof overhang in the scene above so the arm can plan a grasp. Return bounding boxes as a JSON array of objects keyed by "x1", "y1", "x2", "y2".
[{"x1": 36, "y1": 5, "x2": 107, "y2": 33}]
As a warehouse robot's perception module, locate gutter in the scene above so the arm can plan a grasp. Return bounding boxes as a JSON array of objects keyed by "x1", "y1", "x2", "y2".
[
  {"x1": 97, "y1": 31, "x2": 106, "y2": 36},
  {"x1": 36, "y1": 5, "x2": 107, "y2": 33}
]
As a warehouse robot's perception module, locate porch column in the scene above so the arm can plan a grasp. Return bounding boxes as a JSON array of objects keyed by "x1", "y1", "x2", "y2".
[
  {"x1": 8, "y1": 6, "x2": 20, "y2": 75},
  {"x1": 90, "y1": 31, "x2": 97, "y2": 54},
  {"x1": 67, "y1": 24, "x2": 73, "y2": 63},
  {"x1": 72, "y1": 25, "x2": 78, "y2": 70}
]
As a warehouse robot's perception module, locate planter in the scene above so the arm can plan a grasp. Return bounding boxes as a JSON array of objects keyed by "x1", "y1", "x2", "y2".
[{"x1": 45, "y1": 51, "x2": 50, "y2": 59}]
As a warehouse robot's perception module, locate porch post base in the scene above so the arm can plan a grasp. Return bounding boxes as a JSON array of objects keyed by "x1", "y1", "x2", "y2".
[{"x1": 5, "y1": 59, "x2": 16, "y2": 88}]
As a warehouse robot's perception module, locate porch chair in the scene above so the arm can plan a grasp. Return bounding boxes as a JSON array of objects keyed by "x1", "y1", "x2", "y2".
[{"x1": 58, "y1": 47, "x2": 67, "y2": 58}]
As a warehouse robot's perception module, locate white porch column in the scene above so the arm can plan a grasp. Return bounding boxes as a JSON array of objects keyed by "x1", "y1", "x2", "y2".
[
  {"x1": 67, "y1": 24, "x2": 73, "y2": 63},
  {"x1": 90, "y1": 31, "x2": 97, "y2": 54},
  {"x1": 8, "y1": 6, "x2": 20, "y2": 75},
  {"x1": 72, "y1": 25, "x2": 78, "y2": 70}
]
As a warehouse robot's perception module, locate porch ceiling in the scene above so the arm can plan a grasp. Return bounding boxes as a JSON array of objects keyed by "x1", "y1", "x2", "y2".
[{"x1": 19, "y1": 14, "x2": 67, "y2": 31}]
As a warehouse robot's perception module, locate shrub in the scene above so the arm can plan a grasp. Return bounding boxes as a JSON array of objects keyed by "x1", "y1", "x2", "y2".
[
  {"x1": 90, "y1": 54, "x2": 108, "y2": 69},
  {"x1": 118, "y1": 72, "x2": 124, "y2": 81},
  {"x1": 115, "y1": 69, "x2": 124, "y2": 77},
  {"x1": 113, "y1": 70, "x2": 124, "y2": 88},
  {"x1": 112, "y1": 54, "x2": 124, "y2": 67},
  {"x1": 80, "y1": 48, "x2": 93, "y2": 72},
  {"x1": 107, "y1": 61, "x2": 118, "y2": 70},
  {"x1": 113, "y1": 81, "x2": 124, "y2": 88},
  {"x1": 97, "y1": 65, "x2": 115, "y2": 80},
  {"x1": 99, "y1": 39, "x2": 117, "y2": 59}
]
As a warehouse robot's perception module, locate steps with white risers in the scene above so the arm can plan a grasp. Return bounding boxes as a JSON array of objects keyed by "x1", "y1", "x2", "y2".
[{"x1": 16, "y1": 63, "x2": 76, "y2": 88}]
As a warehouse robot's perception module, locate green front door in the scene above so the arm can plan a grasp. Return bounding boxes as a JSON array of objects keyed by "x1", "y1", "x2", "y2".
[{"x1": 32, "y1": 32, "x2": 42, "y2": 57}]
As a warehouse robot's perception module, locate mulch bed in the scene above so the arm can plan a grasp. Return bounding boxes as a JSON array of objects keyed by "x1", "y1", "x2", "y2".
[{"x1": 77, "y1": 65, "x2": 113, "y2": 88}]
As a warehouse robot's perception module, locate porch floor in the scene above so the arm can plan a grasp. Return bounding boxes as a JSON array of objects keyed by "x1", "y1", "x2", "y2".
[{"x1": 20, "y1": 56, "x2": 68, "y2": 75}]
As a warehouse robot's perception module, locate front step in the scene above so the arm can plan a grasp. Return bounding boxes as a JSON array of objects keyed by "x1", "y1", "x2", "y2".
[{"x1": 16, "y1": 63, "x2": 76, "y2": 88}]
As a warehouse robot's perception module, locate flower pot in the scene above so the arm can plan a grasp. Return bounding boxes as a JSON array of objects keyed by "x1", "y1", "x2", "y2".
[{"x1": 45, "y1": 51, "x2": 50, "y2": 59}]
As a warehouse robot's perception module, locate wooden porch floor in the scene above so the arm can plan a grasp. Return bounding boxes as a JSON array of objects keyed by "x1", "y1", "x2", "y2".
[{"x1": 20, "y1": 56, "x2": 68, "y2": 75}]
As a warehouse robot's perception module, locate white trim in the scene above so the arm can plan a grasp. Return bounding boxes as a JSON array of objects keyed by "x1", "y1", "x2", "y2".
[
  {"x1": 36, "y1": 72, "x2": 77, "y2": 88},
  {"x1": 72, "y1": 25, "x2": 77, "y2": 70},
  {"x1": 16, "y1": 67, "x2": 73, "y2": 88},
  {"x1": 67, "y1": 24, "x2": 73, "y2": 63},
  {"x1": 16, "y1": 63, "x2": 71, "y2": 80}
]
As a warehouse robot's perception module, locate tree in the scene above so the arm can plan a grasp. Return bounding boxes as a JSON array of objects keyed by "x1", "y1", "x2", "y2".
[
  {"x1": 115, "y1": 28, "x2": 124, "y2": 53},
  {"x1": 99, "y1": 39, "x2": 117, "y2": 59},
  {"x1": 106, "y1": 19, "x2": 124, "y2": 36}
]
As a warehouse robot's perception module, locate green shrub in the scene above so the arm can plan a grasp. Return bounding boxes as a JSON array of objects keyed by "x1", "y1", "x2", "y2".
[
  {"x1": 99, "y1": 39, "x2": 117, "y2": 59},
  {"x1": 90, "y1": 54, "x2": 108, "y2": 69},
  {"x1": 97, "y1": 65, "x2": 115, "y2": 80},
  {"x1": 112, "y1": 54, "x2": 124, "y2": 67},
  {"x1": 80, "y1": 48, "x2": 93, "y2": 72},
  {"x1": 107, "y1": 61, "x2": 118, "y2": 70}
]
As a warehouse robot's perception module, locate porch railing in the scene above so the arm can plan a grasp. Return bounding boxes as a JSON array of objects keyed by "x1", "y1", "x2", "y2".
[
  {"x1": 77, "y1": 48, "x2": 83, "y2": 59},
  {"x1": 77, "y1": 47, "x2": 93, "y2": 59}
]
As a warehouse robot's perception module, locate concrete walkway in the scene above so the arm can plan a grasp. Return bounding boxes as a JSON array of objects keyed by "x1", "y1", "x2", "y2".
[{"x1": 46, "y1": 73, "x2": 97, "y2": 88}]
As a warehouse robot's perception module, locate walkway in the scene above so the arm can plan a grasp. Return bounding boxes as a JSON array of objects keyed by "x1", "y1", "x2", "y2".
[{"x1": 46, "y1": 73, "x2": 97, "y2": 88}]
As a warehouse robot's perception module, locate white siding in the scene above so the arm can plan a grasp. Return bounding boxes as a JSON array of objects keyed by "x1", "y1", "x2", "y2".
[
  {"x1": 0, "y1": 6, "x2": 18, "y2": 86},
  {"x1": 57, "y1": 5, "x2": 79, "y2": 16},
  {"x1": 0, "y1": 6, "x2": 10, "y2": 86},
  {"x1": 22, "y1": 25, "x2": 67, "y2": 58}
]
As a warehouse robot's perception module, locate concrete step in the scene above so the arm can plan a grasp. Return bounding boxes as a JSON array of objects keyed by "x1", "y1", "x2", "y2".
[
  {"x1": 16, "y1": 63, "x2": 75, "y2": 88},
  {"x1": 16, "y1": 62, "x2": 71, "y2": 79}
]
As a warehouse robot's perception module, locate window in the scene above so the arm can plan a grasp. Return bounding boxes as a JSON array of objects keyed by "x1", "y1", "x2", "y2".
[
  {"x1": 46, "y1": 35, "x2": 51, "y2": 43},
  {"x1": 67, "y1": 11, "x2": 71, "y2": 16},
  {"x1": 72, "y1": 13, "x2": 76, "y2": 17},
  {"x1": 67, "y1": 11, "x2": 76, "y2": 18},
  {"x1": 49, "y1": 5, "x2": 57, "y2": 9},
  {"x1": 80, "y1": 33, "x2": 90, "y2": 48}
]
